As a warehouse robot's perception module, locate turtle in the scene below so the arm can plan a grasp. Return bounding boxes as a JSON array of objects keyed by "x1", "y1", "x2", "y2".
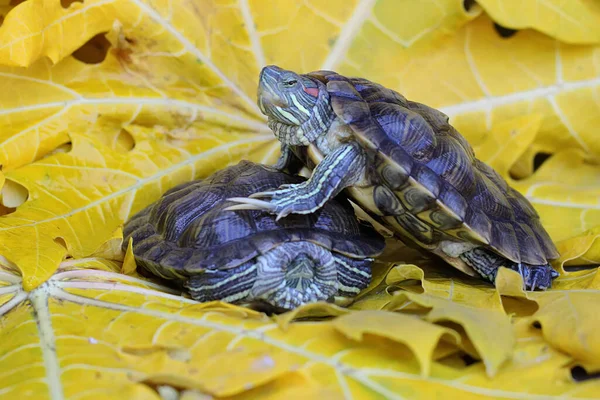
[
  {"x1": 121, "y1": 160, "x2": 385, "y2": 310},
  {"x1": 226, "y1": 65, "x2": 560, "y2": 290}
]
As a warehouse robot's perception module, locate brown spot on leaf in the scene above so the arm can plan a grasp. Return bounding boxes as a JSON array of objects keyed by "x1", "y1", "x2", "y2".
[
  {"x1": 0, "y1": 203, "x2": 16, "y2": 217},
  {"x1": 112, "y1": 45, "x2": 134, "y2": 66},
  {"x1": 72, "y1": 32, "x2": 111, "y2": 64},
  {"x1": 60, "y1": 0, "x2": 83, "y2": 8},
  {"x1": 109, "y1": 25, "x2": 138, "y2": 67}
]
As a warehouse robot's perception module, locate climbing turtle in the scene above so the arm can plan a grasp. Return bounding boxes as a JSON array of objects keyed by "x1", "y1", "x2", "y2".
[
  {"x1": 122, "y1": 160, "x2": 385, "y2": 309},
  {"x1": 227, "y1": 66, "x2": 560, "y2": 290}
]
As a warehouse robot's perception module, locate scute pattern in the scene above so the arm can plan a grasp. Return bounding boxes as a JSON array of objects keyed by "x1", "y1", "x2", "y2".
[
  {"x1": 470, "y1": 171, "x2": 513, "y2": 220},
  {"x1": 369, "y1": 102, "x2": 437, "y2": 161},
  {"x1": 322, "y1": 73, "x2": 559, "y2": 265},
  {"x1": 123, "y1": 161, "x2": 385, "y2": 277},
  {"x1": 426, "y1": 135, "x2": 476, "y2": 194}
]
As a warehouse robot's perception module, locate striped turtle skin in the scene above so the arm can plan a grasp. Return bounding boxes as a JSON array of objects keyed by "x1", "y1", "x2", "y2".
[
  {"x1": 227, "y1": 66, "x2": 560, "y2": 290},
  {"x1": 122, "y1": 160, "x2": 385, "y2": 310}
]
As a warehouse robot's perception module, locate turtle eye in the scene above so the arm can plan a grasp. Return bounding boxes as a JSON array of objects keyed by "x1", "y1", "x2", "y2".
[{"x1": 281, "y1": 79, "x2": 298, "y2": 87}]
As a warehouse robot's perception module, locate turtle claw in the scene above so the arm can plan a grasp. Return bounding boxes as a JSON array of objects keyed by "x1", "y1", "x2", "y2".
[
  {"x1": 222, "y1": 203, "x2": 268, "y2": 212},
  {"x1": 224, "y1": 197, "x2": 277, "y2": 212},
  {"x1": 248, "y1": 191, "x2": 276, "y2": 199},
  {"x1": 249, "y1": 183, "x2": 306, "y2": 199},
  {"x1": 516, "y1": 263, "x2": 557, "y2": 291},
  {"x1": 226, "y1": 180, "x2": 323, "y2": 220},
  {"x1": 517, "y1": 263, "x2": 526, "y2": 291},
  {"x1": 531, "y1": 275, "x2": 538, "y2": 292}
]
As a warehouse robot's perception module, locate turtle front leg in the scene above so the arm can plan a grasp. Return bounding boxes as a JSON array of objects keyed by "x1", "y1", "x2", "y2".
[{"x1": 226, "y1": 142, "x2": 366, "y2": 220}]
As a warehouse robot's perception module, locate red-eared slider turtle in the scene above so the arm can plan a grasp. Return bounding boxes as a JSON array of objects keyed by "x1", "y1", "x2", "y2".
[
  {"x1": 227, "y1": 66, "x2": 560, "y2": 290},
  {"x1": 122, "y1": 160, "x2": 385, "y2": 309}
]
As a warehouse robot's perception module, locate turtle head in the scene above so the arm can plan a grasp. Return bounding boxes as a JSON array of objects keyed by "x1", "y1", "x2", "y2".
[
  {"x1": 255, "y1": 242, "x2": 374, "y2": 309},
  {"x1": 258, "y1": 65, "x2": 334, "y2": 145}
]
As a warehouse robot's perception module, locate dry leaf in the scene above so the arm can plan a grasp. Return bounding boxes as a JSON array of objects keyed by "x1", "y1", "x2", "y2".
[
  {"x1": 1, "y1": 266, "x2": 599, "y2": 399},
  {"x1": 332, "y1": 310, "x2": 460, "y2": 377}
]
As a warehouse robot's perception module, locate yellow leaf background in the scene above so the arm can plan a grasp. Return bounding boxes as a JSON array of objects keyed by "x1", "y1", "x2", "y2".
[{"x1": 0, "y1": 0, "x2": 599, "y2": 398}]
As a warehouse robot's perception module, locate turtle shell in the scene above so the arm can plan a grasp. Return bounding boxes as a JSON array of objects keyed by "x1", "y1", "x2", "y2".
[
  {"x1": 308, "y1": 71, "x2": 559, "y2": 267},
  {"x1": 122, "y1": 160, "x2": 384, "y2": 280}
]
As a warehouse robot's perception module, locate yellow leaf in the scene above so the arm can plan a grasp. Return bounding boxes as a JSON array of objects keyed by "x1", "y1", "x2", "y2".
[
  {"x1": 275, "y1": 302, "x2": 350, "y2": 329},
  {"x1": 3, "y1": 265, "x2": 597, "y2": 399},
  {"x1": 390, "y1": 291, "x2": 514, "y2": 378},
  {"x1": 332, "y1": 310, "x2": 460, "y2": 377},
  {"x1": 557, "y1": 226, "x2": 600, "y2": 267},
  {"x1": 528, "y1": 290, "x2": 600, "y2": 372},
  {"x1": 87, "y1": 227, "x2": 126, "y2": 262},
  {"x1": 0, "y1": 0, "x2": 115, "y2": 67},
  {"x1": 351, "y1": 264, "x2": 515, "y2": 377},
  {"x1": 122, "y1": 236, "x2": 137, "y2": 275},
  {"x1": 477, "y1": 0, "x2": 600, "y2": 44},
  {"x1": 495, "y1": 265, "x2": 600, "y2": 371},
  {"x1": 473, "y1": 113, "x2": 543, "y2": 177},
  {"x1": 387, "y1": 264, "x2": 505, "y2": 311},
  {"x1": 230, "y1": 371, "x2": 343, "y2": 400},
  {"x1": 258, "y1": 0, "x2": 482, "y2": 71},
  {"x1": 444, "y1": 322, "x2": 595, "y2": 398}
]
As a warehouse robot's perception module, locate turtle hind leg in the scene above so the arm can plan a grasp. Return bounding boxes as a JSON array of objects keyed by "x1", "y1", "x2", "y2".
[
  {"x1": 459, "y1": 247, "x2": 505, "y2": 284},
  {"x1": 524, "y1": 264, "x2": 559, "y2": 291},
  {"x1": 459, "y1": 247, "x2": 558, "y2": 290},
  {"x1": 184, "y1": 260, "x2": 257, "y2": 304}
]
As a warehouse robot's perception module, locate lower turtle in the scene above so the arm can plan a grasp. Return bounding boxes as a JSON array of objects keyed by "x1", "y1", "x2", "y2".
[
  {"x1": 122, "y1": 160, "x2": 385, "y2": 310},
  {"x1": 226, "y1": 66, "x2": 560, "y2": 290}
]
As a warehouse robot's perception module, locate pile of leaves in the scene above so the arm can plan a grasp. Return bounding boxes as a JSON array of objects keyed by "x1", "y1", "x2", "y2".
[{"x1": 0, "y1": 0, "x2": 598, "y2": 398}]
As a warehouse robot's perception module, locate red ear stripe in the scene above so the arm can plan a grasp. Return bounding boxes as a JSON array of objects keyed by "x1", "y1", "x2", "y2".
[{"x1": 303, "y1": 87, "x2": 319, "y2": 97}]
